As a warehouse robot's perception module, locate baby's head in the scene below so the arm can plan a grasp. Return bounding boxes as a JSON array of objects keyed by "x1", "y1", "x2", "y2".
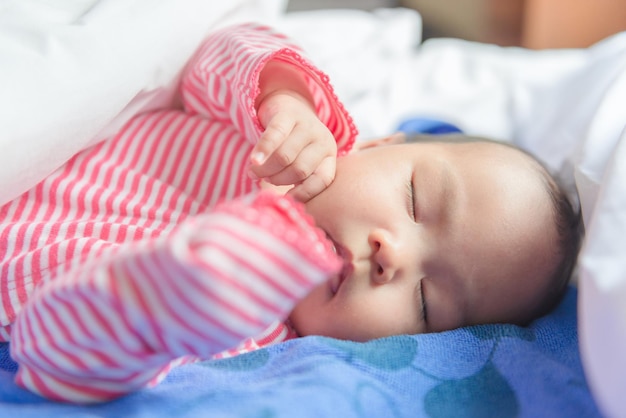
[{"x1": 289, "y1": 133, "x2": 582, "y2": 341}]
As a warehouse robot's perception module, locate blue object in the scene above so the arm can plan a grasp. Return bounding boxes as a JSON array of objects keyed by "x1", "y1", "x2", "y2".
[
  {"x1": 397, "y1": 117, "x2": 463, "y2": 135},
  {"x1": 0, "y1": 287, "x2": 601, "y2": 417}
]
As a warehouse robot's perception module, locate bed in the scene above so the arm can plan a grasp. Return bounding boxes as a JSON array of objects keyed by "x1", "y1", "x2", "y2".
[{"x1": 1, "y1": 0, "x2": 625, "y2": 416}]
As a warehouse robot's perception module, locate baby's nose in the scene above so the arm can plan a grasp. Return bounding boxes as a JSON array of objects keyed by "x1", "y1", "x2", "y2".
[
  {"x1": 368, "y1": 229, "x2": 401, "y2": 284},
  {"x1": 372, "y1": 261, "x2": 394, "y2": 284}
]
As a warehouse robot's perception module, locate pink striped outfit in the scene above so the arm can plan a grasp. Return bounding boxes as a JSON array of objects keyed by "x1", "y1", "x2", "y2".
[{"x1": 0, "y1": 23, "x2": 357, "y2": 402}]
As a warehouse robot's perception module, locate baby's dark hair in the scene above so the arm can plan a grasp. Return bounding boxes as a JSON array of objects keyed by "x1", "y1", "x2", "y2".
[
  {"x1": 404, "y1": 133, "x2": 584, "y2": 323},
  {"x1": 524, "y1": 159, "x2": 584, "y2": 322}
]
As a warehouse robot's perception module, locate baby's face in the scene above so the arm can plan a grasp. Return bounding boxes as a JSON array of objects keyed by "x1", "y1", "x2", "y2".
[{"x1": 289, "y1": 139, "x2": 559, "y2": 341}]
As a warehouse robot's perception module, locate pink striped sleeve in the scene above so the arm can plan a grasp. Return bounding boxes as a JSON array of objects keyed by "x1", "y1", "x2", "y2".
[
  {"x1": 10, "y1": 191, "x2": 341, "y2": 403},
  {"x1": 180, "y1": 22, "x2": 357, "y2": 155}
]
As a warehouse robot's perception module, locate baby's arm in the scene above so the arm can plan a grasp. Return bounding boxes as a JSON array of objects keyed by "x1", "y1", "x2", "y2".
[
  {"x1": 180, "y1": 23, "x2": 357, "y2": 200},
  {"x1": 10, "y1": 192, "x2": 340, "y2": 403}
]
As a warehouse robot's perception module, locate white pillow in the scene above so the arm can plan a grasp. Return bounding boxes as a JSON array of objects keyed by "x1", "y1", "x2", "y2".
[
  {"x1": 578, "y1": 127, "x2": 626, "y2": 418},
  {"x1": 0, "y1": 0, "x2": 286, "y2": 206},
  {"x1": 575, "y1": 42, "x2": 626, "y2": 418}
]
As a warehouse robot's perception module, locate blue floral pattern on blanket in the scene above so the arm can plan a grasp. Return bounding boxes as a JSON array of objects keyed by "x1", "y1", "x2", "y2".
[{"x1": 0, "y1": 287, "x2": 602, "y2": 417}]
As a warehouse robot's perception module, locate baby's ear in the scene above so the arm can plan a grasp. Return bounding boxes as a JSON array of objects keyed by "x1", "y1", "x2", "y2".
[{"x1": 351, "y1": 132, "x2": 406, "y2": 152}]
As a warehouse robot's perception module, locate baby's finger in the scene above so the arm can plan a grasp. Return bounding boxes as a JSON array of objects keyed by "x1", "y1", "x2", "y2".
[
  {"x1": 250, "y1": 114, "x2": 296, "y2": 166},
  {"x1": 286, "y1": 156, "x2": 336, "y2": 203},
  {"x1": 265, "y1": 135, "x2": 336, "y2": 186},
  {"x1": 263, "y1": 143, "x2": 321, "y2": 186},
  {"x1": 250, "y1": 137, "x2": 315, "y2": 184}
]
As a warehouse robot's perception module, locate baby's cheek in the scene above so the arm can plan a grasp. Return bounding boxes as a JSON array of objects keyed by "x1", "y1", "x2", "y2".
[{"x1": 288, "y1": 283, "x2": 330, "y2": 337}]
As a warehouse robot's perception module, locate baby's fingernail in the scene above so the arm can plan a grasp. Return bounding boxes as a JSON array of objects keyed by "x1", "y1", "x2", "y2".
[
  {"x1": 248, "y1": 169, "x2": 259, "y2": 179},
  {"x1": 251, "y1": 152, "x2": 266, "y2": 164}
]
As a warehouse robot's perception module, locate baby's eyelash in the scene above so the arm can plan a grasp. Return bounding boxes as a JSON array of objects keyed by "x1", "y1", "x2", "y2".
[
  {"x1": 406, "y1": 179, "x2": 416, "y2": 220},
  {"x1": 419, "y1": 279, "x2": 428, "y2": 323}
]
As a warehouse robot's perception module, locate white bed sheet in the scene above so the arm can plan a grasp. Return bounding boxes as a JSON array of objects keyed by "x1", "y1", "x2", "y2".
[{"x1": 1, "y1": 3, "x2": 625, "y2": 416}]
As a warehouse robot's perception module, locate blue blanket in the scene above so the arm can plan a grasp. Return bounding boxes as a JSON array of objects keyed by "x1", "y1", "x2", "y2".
[{"x1": 0, "y1": 286, "x2": 601, "y2": 417}]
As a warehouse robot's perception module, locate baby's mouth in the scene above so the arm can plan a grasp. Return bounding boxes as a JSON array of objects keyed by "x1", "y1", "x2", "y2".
[{"x1": 326, "y1": 233, "x2": 352, "y2": 295}]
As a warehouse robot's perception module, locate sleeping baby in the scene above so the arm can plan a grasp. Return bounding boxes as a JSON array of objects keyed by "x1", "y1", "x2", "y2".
[{"x1": 0, "y1": 23, "x2": 582, "y2": 402}]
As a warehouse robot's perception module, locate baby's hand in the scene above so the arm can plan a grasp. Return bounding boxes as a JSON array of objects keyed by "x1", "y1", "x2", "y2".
[{"x1": 250, "y1": 91, "x2": 337, "y2": 203}]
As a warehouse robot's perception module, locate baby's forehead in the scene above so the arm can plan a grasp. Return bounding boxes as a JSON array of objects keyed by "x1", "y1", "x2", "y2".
[
  {"x1": 410, "y1": 137, "x2": 541, "y2": 168},
  {"x1": 405, "y1": 134, "x2": 517, "y2": 151}
]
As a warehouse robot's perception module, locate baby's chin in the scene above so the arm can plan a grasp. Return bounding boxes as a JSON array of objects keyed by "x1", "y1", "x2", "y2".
[{"x1": 287, "y1": 289, "x2": 351, "y2": 340}]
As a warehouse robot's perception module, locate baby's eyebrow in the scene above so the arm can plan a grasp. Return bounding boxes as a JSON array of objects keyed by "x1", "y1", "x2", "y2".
[{"x1": 438, "y1": 162, "x2": 459, "y2": 227}]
